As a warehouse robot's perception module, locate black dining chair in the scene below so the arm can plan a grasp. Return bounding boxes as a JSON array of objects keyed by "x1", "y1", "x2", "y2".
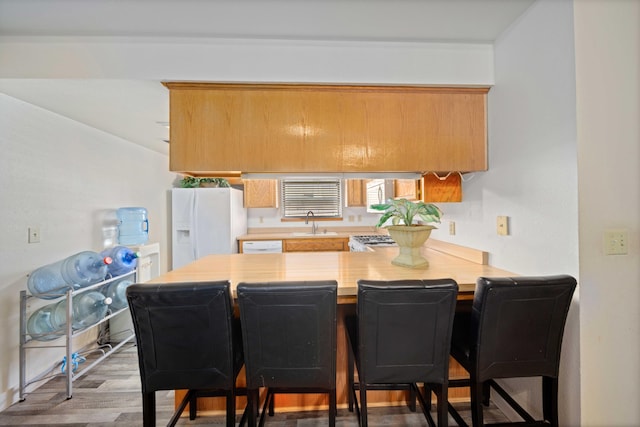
[
  {"x1": 345, "y1": 279, "x2": 459, "y2": 427},
  {"x1": 447, "y1": 275, "x2": 577, "y2": 427},
  {"x1": 127, "y1": 281, "x2": 244, "y2": 427},
  {"x1": 236, "y1": 280, "x2": 337, "y2": 427}
]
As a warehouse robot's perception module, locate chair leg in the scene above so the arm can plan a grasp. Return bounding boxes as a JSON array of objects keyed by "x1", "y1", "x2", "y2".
[
  {"x1": 543, "y1": 376, "x2": 559, "y2": 427},
  {"x1": 416, "y1": 383, "x2": 437, "y2": 427},
  {"x1": 470, "y1": 380, "x2": 484, "y2": 427},
  {"x1": 347, "y1": 336, "x2": 355, "y2": 412},
  {"x1": 447, "y1": 400, "x2": 468, "y2": 427},
  {"x1": 424, "y1": 383, "x2": 433, "y2": 411},
  {"x1": 329, "y1": 389, "x2": 337, "y2": 427},
  {"x1": 360, "y1": 384, "x2": 368, "y2": 427},
  {"x1": 437, "y1": 382, "x2": 449, "y2": 427},
  {"x1": 352, "y1": 383, "x2": 362, "y2": 422},
  {"x1": 189, "y1": 391, "x2": 197, "y2": 420},
  {"x1": 227, "y1": 389, "x2": 236, "y2": 427},
  {"x1": 482, "y1": 380, "x2": 490, "y2": 406},
  {"x1": 142, "y1": 392, "x2": 156, "y2": 427},
  {"x1": 246, "y1": 388, "x2": 258, "y2": 427},
  {"x1": 409, "y1": 382, "x2": 417, "y2": 412},
  {"x1": 258, "y1": 389, "x2": 271, "y2": 427},
  {"x1": 169, "y1": 390, "x2": 196, "y2": 427},
  {"x1": 268, "y1": 390, "x2": 275, "y2": 416}
]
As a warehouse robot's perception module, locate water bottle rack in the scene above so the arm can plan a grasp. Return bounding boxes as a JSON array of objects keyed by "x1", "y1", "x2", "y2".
[{"x1": 19, "y1": 270, "x2": 137, "y2": 400}]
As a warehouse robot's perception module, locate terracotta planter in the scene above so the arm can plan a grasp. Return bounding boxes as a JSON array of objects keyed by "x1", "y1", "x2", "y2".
[{"x1": 387, "y1": 225, "x2": 435, "y2": 269}]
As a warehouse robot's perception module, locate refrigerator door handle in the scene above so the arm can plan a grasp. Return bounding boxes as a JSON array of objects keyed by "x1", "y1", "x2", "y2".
[{"x1": 192, "y1": 190, "x2": 198, "y2": 260}]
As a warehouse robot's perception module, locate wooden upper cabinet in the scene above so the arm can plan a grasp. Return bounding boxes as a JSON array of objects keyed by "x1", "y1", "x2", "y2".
[
  {"x1": 345, "y1": 179, "x2": 366, "y2": 207},
  {"x1": 165, "y1": 83, "x2": 488, "y2": 174},
  {"x1": 244, "y1": 179, "x2": 278, "y2": 208},
  {"x1": 393, "y1": 179, "x2": 420, "y2": 201},
  {"x1": 422, "y1": 173, "x2": 462, "y2": 203}
]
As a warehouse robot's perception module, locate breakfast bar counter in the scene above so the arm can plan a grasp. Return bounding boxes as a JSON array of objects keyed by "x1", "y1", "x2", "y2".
[
  {"x1": 149, "y1": 240, "x2": 512, "y2": 301},
  {"x1": 148, "y1": 240, "x2": 514, "y2": 414}
]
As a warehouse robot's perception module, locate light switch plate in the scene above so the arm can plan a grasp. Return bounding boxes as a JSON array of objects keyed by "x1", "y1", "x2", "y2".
[
  {"x1": 28, "y1": 226, "x2": 40, "y2": 243},
  {"x1": 604, "y1": 229, "x2": 628, "y2": 255},
  {"x1": 497, "y1": 216, "x2": 509, "y2": 236}
]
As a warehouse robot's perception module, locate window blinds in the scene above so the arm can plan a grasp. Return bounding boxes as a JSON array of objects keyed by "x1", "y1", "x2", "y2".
[{"x1": 281, "y1": 179, "x2": 343, "y2": 218}]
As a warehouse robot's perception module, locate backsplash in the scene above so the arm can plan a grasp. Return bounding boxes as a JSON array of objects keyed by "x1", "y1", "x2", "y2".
[{"x1": 247, "y1": 206, "x2": 382, "y2": 231}]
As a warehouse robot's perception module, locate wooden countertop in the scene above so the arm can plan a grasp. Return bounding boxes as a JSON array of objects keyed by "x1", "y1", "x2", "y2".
[{"x1": 150, "y1": 241, "x2": 514, "y2": 303}]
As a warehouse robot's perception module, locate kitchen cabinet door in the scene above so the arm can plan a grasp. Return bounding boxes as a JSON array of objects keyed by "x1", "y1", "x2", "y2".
[
  {"x1": 165, "y1": 83, "x2": 488, "y2": 174},
  {"x1": 283, "y1": 238, "x2": 349, "y2": 252},
  {"x1": 244, "y1": 180, "x2": 278, "y2": 208},
  {"x1": 393, "y1": 179, "x2": 420, "y2": 201},
  {"x1": 345, "y1": 179, "x2": 366, "y2": 207},
  {"x1": 422, "y1": 173, "x2": 462, "y2": 202}
]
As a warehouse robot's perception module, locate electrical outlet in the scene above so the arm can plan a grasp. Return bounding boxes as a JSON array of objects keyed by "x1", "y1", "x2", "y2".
[
  {"x1": 449, "y1": 221, "x2": 456, "y2": 235},
  {"x1": 497, "y1": 216, "x2": 509, "y2": 236},
  {"x1": 28, "y1": 226, "x2": 40, "y2": 243},
  {"x1": 604, "y1": 230, "x2": 628, "y2": 255},
  {"x1": 348, "y1": 215, "x2": 355, "y2": 222}
]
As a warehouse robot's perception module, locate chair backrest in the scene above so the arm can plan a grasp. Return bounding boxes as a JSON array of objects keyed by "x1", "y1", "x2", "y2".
[
  {"x1": 357, "y1": 279, "x2": 459, "y2": 385},
  {"x1": 237, "y1": 281, "x2": 337, "y2": 390},
  {"x1": 126, "y1": 281, "x2": 242, "y2": 393},
  {"x1": 471, "y1": 275, "x2": 577, "y2": 382}
]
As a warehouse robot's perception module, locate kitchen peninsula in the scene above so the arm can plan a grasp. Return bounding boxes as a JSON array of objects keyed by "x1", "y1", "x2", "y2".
[{"x1": 149, "y1": 240, "x2": 514, "y2": 413}]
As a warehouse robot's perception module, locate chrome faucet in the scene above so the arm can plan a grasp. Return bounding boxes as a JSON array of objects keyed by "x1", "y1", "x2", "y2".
[{"x1": 305, "y1": 210, "x2": 318, "y2": 235}]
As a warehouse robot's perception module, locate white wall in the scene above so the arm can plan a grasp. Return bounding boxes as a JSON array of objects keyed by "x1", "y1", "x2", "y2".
[
  {"x1": 0, "y1": 38, "x2": 494, "y2": 86},
  {"x1": 430, "y1": 0, "x2": 579, "y2": 276},
  {"x1": 574, "y1": 1, "x2": 640, "y2": 425},
  {"x1": 0, "y1": 94, "x2": 175, "y2": 410},
  {"x1": 429, "y1": 0, "x2": 581, "y2": 424},
  {"x1": 248, "y1": 205, "x2": 381, "y2": 231}
]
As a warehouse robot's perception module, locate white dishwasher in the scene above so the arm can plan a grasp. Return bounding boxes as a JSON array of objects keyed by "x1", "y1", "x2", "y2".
[{"x1": 242, "y1": 240, "x2": 283, "y2": 254}]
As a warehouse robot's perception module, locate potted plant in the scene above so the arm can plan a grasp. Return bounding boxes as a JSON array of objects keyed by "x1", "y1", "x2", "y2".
[
  {"x1": 198, "y1": 177, "x2": 230, "y2": 188},
  {"x1": 179, "y1": 176, "x2": 200, "y2": 188},
  {"x1": 179, "y1": 177, "x2": 230, "y2": 188},
  {"x1": 370, "y1": 199, "x2": 442, "y2": 269}
]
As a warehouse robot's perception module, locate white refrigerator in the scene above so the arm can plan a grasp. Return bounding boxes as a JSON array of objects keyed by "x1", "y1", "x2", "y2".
[{"x1": 171, "y1": 188, "x2": 247, "y2": 270}]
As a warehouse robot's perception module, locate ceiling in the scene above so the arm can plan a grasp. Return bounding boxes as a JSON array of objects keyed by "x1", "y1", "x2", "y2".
[{"x1": 0, "y1": 0, "x2": 535, "y2": 155}]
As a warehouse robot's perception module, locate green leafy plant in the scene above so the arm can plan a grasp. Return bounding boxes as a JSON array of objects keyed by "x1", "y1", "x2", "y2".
[
  {"x1": 179, "y1": 177, "x2": 230, "y2": 188},
  {"x1": 180, "y1": 176, "x2": 200, "y2": 188},
  {"x1": 370, "y1": 199, "x2": 442, "y2": 228},
  {"x1": 199, "y1": 177, "x2": 230, "y2": 187}
]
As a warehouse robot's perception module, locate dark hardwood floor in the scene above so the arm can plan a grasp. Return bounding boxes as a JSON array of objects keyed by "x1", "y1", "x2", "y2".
[{"x1": 0, "y1": 343, "x2": 509, "y2": 426}]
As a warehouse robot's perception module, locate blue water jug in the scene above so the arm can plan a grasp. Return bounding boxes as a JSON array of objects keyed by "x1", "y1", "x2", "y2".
[
  {"x1": 52, "y1": 291, "x2": 113, "y2": 330},
  {"x1": 117, "y1": 207, "x2": 148, "y2": 245},
  {"x1": 26, "y1": 304, "x2": 64, "y2": 341},
  {"x1": 101, "y1": 278, "x2": 133, "y2": 310},
  {"x1": 27, "y1": 251, "x2": 112, "y2": 299},
  {"x1": 26, "y1": 291, "x2": 112, "y2": 340},
  {"x1": 100, "y1": 246, "x2": 139, "y2": 277}
]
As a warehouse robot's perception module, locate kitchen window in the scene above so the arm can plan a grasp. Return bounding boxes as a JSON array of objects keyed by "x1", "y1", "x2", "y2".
[{"x1": 281, "y1": 179, "x2": 343, "y2": 219}]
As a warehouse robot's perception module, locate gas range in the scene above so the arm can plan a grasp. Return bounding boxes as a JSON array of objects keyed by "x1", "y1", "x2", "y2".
[{"x1": 348, "y1": 234, "x2": 397, "y2": 252}]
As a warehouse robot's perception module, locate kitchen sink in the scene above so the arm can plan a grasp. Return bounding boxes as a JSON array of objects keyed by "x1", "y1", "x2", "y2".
[{"x1": 292, "y1": 232, "x2": 338, "y2": 236}]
